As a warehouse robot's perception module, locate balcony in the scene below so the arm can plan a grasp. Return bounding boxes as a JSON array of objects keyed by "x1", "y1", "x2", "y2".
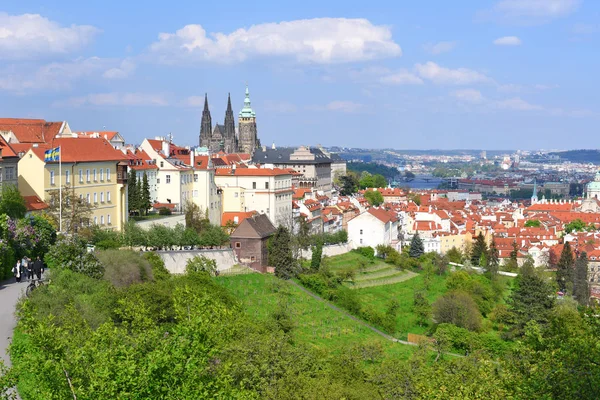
[{"x1": 116, "y1": 162, "x2": 128, "y2": 184}]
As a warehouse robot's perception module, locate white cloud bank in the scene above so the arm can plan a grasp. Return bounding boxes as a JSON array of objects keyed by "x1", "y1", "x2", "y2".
[
  {"x1": 493, "y1": 36, "x2": 522, "y2": 45},
  {"x1": 0, "y1": 13, "x2": 99, "y2": 59},
  {"x1": 54, "y1": 92, "x2": 168, "y2": 107},
  {"x1": 149, "y1": 18, "x2": 402, "y2": 64}
]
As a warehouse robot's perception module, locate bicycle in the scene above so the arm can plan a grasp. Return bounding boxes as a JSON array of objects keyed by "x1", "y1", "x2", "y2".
[{"x1": 26, "y1": 278, "x2": 45, "y2": 297}]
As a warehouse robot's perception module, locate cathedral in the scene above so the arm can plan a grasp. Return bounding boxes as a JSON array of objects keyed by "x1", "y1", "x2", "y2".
[{"x1": 199, "y1": 86, "x2": 260, "y2": 154}]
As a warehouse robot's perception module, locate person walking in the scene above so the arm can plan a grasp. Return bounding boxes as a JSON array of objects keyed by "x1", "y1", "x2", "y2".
[
  {"x1": 33, "y1": 256, "x2": 43, "y2": 280},
  {"x1": 26, "y1": 257, "x2": 34, "y2": 280},
  {"x1": 13, "y1": 260, "x2": 22, "y2": 283}
]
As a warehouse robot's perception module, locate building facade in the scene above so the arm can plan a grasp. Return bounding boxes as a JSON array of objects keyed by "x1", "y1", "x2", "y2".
[{"x1": 230, "y1": 214, "x2": 276, "y2": 271}]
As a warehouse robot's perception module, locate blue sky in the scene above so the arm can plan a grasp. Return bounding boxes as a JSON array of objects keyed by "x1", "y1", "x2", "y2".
[{"x1": 1, "y1": 0, "x2": 598, "y2": 150}]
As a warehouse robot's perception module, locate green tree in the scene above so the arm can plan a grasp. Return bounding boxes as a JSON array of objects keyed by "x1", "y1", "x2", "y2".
[
  {"x1": 185, "y1": 255, "x2": 218, "y2": 276},
  {"x1": 524, "y1": 219, "x2": 541, "y2": 228},
  {"x1": 470, "y1": 232, "x2": 488, "y2": 266},
  {"x1": 508, "y1": 258, "x2": 555, "y2": 335},
  {"x1": 47, "y1": 185, "x2": 94, "y2": 234},
  {"x1": 311, "y1": 241, "x2": 323, "y2": 271},
  {"x1": 573, "y1": 251, "x2": 589, "y2": 306},
  {"x1": 358, "y1": 172, "x2": 373, "y2": 189},
  {"x1": 556, "y1": 241, "x2": 574, "y2": 293},
  {"x1": 122, "y1": 220, "x2": 147, "y2": 247},
  {"x1": 432, "y1": 290, "x2": 482, "y2": 331},
  {"x1": 184, "y1": 201, "x2": 210, "y2": 233},
  {"x1": 413, "y1": 289, "x2": 431, "y2": 327},
  {"x1": 339, "y1": 172, "x2": 360, "y2": 196},
  {"x1": 372, "y1": 174, "x2": 387, "y2": 188},
  {"x1": 407, "y1": 192, "x2": 421, "y2": 205},
  {"x1": 409, "y1": 233, "x2": 424, "y2": 258},
  {"x1": 141, "y1": 172, "x2": 151, "y2": 215},
  {"x1": 269, "y1": 226, "x2": 297, "y2": 279},
  {"x1": 45, "y1": 236, "x2": 105, "y2": 279},
  {"x1": 0, "y1": 184, "x2": 26, "y2": 219},
  {"x1": 487, "y1": 238, "x2": 500, "y2": 278},
  {"x1": 564, "y1": 218, "x2": 586, "y2": 233},
  {"x1": 128, "y1": 169, "x2": 138, "y2": 214},
  {"x1": 364, "y1": 190, "x2": 384, "y2": 206},
  {"x1": 446, "y1": 246, "x2": 463, "y2": 264}
]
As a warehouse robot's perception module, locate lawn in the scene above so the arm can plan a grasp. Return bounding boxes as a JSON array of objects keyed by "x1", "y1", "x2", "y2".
[{"x1": 216, "y1": 273, "x2": 416, "y2": 359}]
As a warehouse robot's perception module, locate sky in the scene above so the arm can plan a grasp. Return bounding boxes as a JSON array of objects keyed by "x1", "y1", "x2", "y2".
[{"x1": 1, "y1": 0, "x2": 599, "y2": 150}]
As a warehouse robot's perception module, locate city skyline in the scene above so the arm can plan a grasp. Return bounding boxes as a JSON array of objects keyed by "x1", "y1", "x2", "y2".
[{"x1": 1, "y1": 0, "x2": 598, "y2": 150}]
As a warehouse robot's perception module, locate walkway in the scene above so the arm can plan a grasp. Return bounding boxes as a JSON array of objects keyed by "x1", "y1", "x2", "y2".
[{"x1": 0, "y1": 277, "x2": 26, "y2": 367}]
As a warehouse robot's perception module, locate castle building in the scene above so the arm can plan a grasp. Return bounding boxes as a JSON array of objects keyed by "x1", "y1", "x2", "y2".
[{"x1": 199, "y1": 86, "x2": 259, "y2": 155}]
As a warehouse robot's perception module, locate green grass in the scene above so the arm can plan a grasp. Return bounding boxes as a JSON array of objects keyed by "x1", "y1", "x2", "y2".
[{"x1": 216, "y1": 273, "x2": 416, "y2": 359}]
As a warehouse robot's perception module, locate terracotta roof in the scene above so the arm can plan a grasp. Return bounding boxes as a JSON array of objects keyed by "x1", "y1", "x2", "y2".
[
  {"x1": 153, "y1": 203, "x2": 176, "y2": 210},
  {"x1": 30, "y1": 138, "x2": 126, "y2": 163},
  {"x1": 367, "y1": 207, "x2": 398, "y2": 224},
  {"x1": 221, "y1": 211, "x2": 257, "y2": 226},
  {"x1": 146, "y1": 139, "x2": 163, "y2": 152},
  {"x1": 23, "y1": 195, "x2": 49, "y2": 211},
  {"x1": 75, "y1": 131, "x2": 120, "y2": 141},
  {"x1": 0, "y1": 118, "x2": 63, "y2": 143},
  {"x1": 0, "y1": 135, "x2": 18, "y2": 157}
]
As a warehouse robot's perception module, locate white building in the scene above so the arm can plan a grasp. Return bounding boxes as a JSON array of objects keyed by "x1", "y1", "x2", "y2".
[
  {"x1": 215, "y1": 166, "x2": 293, "y2": 227},
  {"x1": 348, "y1": 207, "x2": 400, "y2": 251}
]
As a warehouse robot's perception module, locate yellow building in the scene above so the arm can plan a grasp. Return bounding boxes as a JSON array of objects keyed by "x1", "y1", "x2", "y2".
[
  {"x1": 18, "y1": 138, "x2": 128, "y2": 232},
  {"x1": 439, "y1": 231, "x2": 473, "y2": 255}
]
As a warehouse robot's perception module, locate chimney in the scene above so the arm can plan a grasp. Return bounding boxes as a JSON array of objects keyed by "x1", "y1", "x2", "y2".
[
  {"x1": 190, "y1": 150, "x2": 194, "y2": 167},
  {"x1": 272, "y1": 142, "x2": 276, "y2": 150},
  {"x1": 262, "y1": 145, "x2": 267, "y2": 152},
  {"x1": 162, "y1": 140, "x2": 170, "y2": 157}
]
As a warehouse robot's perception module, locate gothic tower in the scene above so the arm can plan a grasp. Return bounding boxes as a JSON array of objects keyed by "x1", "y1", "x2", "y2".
[
  {"x1": 223, "y1": 93, "x2": 238, "y2": 153},
  {"x1": 199, "y1": 93, "x2": 212, "y2": 148},
  {"x1": 238, "y1": 85, "x2": 259, "y2": 154}
]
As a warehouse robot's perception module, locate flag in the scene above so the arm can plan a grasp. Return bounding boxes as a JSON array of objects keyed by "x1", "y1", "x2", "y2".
[{"x1": 44, "y1": 147, "x2": 60, "y2": 162}]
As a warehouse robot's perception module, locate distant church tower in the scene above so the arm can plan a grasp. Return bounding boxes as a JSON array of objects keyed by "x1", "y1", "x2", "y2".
[
  {"x1": 199, "y1": 93, "x2": 212, "y2": 149},
  {"x1": 223, "y1": 93, "x2": 238, "y2": 153},
  {"x1": 238, "y1": 85, "x2": 259, "y2": 154}
]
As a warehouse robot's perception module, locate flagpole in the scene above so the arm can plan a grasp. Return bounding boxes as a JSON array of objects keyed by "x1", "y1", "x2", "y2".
[{"x1": 59, "y1": 146, "x2": 62, "y2": 233}]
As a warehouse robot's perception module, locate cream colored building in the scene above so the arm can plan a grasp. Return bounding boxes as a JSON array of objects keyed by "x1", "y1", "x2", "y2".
[
  {"x1": 439, "y1": 231, "x2": 473, "y2": 254},
  {"x1": 18, "y1": 138, "x2": 128, "y2": 232},
  {"x1": 215, "y1": 167, "x2": 293, "y2": 227}
]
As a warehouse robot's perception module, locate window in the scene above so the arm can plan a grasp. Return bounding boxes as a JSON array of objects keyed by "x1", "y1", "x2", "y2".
[
  {"x1": 252, "y1": 182, "x2": 256, "y2": 189},
  {"x1": 250, "y1": 256, "x2": 256, "y2": 262},
  {"x1": 100, "y1": 168, "x2": 104, "y2": 181},
  {"x1": 107, "y1": 191, "x2": 111, "y2": 202},
  {"x1": 79, "y1": 169, "x2": 83, "y2": 183},
  {"x1": 166, "y1": 175, "x2": 171, "y2": 184},
  {"x1": 235, "y1": 242, "x2": 241, "y2": 248},
  {"x1": 106, "y1": 168, "x2": 110, "y2": 181},
  {"x1": 50, "y1": 170, "x2": 55, "y2": 185},
  {"x1": 160, "y1": 161, "x2": 164, "y2": 168},
  {"x1": 86, "y1": 194, "x2": 90, "y2": 204},
  {"x1": 107, "y1": 214, "x2": 111, "y2": 225},
  {"x1": 265, "y1": 182, "x2": 269, "y2": 189},
  {"x1": 65, "y1": 170, "x2": 70, "y2": 184},
  {"x1": 94, "y1": 216, "x2": 97, "y2": 225},
  {"x1": 194, "y1": 174, "x2": 198, "y2": 182},
  {"x1": 93, "y1": 169, "x2": 97, "y2": 181},
  {"x1": 94, "y1": 192, "x2": 97, "y2": 203},
  {"x1": 234, "y1": 192, "x2": 239, "y2": 198},
  {"x1": 100, "y1": 192, "x2": 104, "y2": 203},
  {"x1": 5, "y1": 167, "x2": 14, "y2": 181},
  {"x1": 86, "y1": 169, "x2": 90, "y2": 182},
  {"x1": 360, "y1": 229, "x2": 363, "y2": 235},
  {"x1": 360, "y1": 239, "x2": 363, "y2": 244},
  {"x1": 157, "y1": 178, "x2": 160, "y2": 184},
  {"x1": 100, "y1": 215, "x2": 104, "y2": 225}
]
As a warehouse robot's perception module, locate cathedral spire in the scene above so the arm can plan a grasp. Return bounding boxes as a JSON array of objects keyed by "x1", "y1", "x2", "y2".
[
  {"x1": 226, "y1": 92, "x2": 233, "y2": 113},
  {"x1": 239, "y1": 84, "x2": 256, "y2": 118},
  {"x1": 203, "y1": 93, "x2": 209, "y2": 112},
  {"x1": 199, "y1": 93, "x2": 212, "y2": 147},
  {"x1": 224, "y1": 92, "x2": 236, "y2": 146}
]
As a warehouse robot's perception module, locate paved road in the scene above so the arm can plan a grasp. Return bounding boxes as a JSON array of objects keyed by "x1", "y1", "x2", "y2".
[{"x1": 0, "y1": 277, "x2": 26, "y2": 367}]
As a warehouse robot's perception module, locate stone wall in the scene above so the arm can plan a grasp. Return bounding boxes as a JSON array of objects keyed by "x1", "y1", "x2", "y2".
[
  {"x1": 300, "y1": 243, "x2": 354, "y2": 259},
  {"x1": 158, "y1": 249, "x2": 238, "y2": 274}
]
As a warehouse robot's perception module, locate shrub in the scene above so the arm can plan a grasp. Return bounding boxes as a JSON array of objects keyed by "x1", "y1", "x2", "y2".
[
  {"x1": 158, "y1": 207, "x2": 172, "y2": 215},
  {"x1": 354, "y1": 246, "x2": 375, "y2": 260},
  {"x1": 185, "y1": 255, "x2": 218, "y2": 276},
  {"x1": 143, "y1": 251, "x2": 171, "y2": 280},
  {"x1": 45, "y1": 236, "x2": 105, "y2": 279},
  {"x1": 432, "y1": 290, "x2": 483, "y2": 331},
  {"x1": 97, "y1": 249, "x2": 154, "y2": 287},
  {"x1": 95, "y1": 239, "x2": 121, "y2": 250},
  {"x1": 333, "y1": 286, "x2": 362, "y2": 315}
]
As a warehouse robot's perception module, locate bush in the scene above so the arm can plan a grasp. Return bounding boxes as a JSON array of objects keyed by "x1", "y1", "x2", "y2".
[
  {"x1": 333, "y1": 286, "x2": 362, "y2": 315},
  {"x1": 354, "y1": 246, "x2": 375, "y2": 260},
  {"x1": 143, "y1": 251, "x2": 171, "y2": 280},
  {"x1": 185, "y1": 255, "x2": 217, "y2": 276},
  {"x1": 45, "y1": 236, "x2": 105, "y2": 279},
  {"x1": 96, "y1": 249, "x2": 154, "y2": 287},
  {"x1": 432, "y1": 290, "x2": 483, "y2": 332},
  {"x1": 95, "y1": 239, "x2": 121, "y2": 250},
  {"x1": 158, "y1": 207, "x2": 172, "y2": 215}
]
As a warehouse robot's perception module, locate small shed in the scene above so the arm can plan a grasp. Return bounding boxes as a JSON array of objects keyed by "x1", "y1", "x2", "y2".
[{"x1": 230, "y1": 214, "x2": 276, "y2": 271}]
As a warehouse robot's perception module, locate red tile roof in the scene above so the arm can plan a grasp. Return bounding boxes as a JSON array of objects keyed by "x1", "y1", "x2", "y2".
[
  {"x1": 153, "y1": 203, "x2": 176, "y2": 210},
  {"x1": 368, "y1": 207, "x2": 398, "y2": 224},
  {"x1": 0, "y1": 135, "x2": 18, "y2": 157},
  {"x1": 0, "y1": 118, "x2": 63, "y2": 143},
  {"x1": 30, "y1": 138, "x2": 126, "y2": 163},
  {"x1": 23, "y1": 195, "x2": 49, "y2": 212},
  {"x1": 221, "y1": 211, "x2": 256, "y2": 226}
]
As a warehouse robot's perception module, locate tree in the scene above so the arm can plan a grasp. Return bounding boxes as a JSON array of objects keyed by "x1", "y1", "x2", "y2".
[
  {"x1": 358, "y1": 172, "x2": 373, "y2": 189},
  {"x1": 573, "y1": 251, "x2": 589, "y2": 306},
  {"x1": 470, "y1": 232, "x2": 488, "y2": 266},
  {"x1": 409, "y1": 233, "x2": 424, "y2": 258},
  {"x1": 311, "y1": 241, "x2": 323, "y2": 271},
  {"x1": 141, "y1": 172, "x2": 151, "y2": 215},
  {"x1": 524, "y1": 219, "x2": 541, "y2": 228},
  {"x1": 487, "y1": 238, "x2": 500, "y2": 278},
  {"x1": 556, "y1": 241, "x2": 575, "y2": 293},
  {"x1": 128, "y1": 169, "x2": 138, "y2": 214},
  {"x1": 372, "y1": 174, "x2": 387, "y2": 188},
  {"x1": 446, "y1": 246, "x2": 463, "y2": 264},
  {"x1": 0, "y1": 184, "x2": 26, "y2": 219},
  {"x1": 413, "y1": 289, "x2": 431, "y2": 327},
  {"x1": 508, "y1": 258, "x2": 555, "y2": 335},
  {"x1": 564, "y1": 218, "x2": 586, "y2": 234},
  {"x1": 505, "y1": 240, "x2": 520, "y2": 271},
  {"x1": 184, "y1": 201, "x2": 210, "y2": 233},
  {"x1": 432, "y1": 291, "x2": 482, "y2": 331},
  {"x1": 47, "y1": 185, "x2": 94, "y2": 234},
  {"x1": 185, "y1": 255, "x2": 218, "y2": 276},
  {"x1": 269, "y1": 226, "x2": 297, "y2": 279},
  {"x1": 45, "y1": 236, "x2": 105, "y2": 279},
  {"x1": 407, "y1": 192, "x2": 421, "y2": 206},
  {"x1": 364, "y1": 190, "x2": 384, "y2": 206},
  {"x1": 339, "y1": 172, "x2": 360, "y2": 196}
]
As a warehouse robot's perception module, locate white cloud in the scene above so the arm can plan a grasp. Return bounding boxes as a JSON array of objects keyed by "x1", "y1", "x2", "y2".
[
  {"x1": 494, "y1": 0, "x2": 580, "y2": 19},
  {"x1": 453, "y1": 89, "x2": 484, "y2": 103},
  {"x1": 325, "y1": 101, "x2": 364, "y2": 113},
  {"x1": 493, "y1": 36, "x2": 522, "y2": 45},
  {"x1": 54, "y1": 92, "x2": 168, "y2": 107},
  {"x1": 415, "y1": 61, "x2": 492, "y2": 85},
  {"x1": 424, "y1": 41, "x2": 457, "y2": 55},
  {"x1": 496, "y1": 97, "x2": 542, "y2": 110},
  {"x1": 149, "y1": 18, "x2": 401, "y2": 64},
  {"x1": 380, "y1": 69, "x2": 423, "y2": 85},
  {"x1": 102, "y1": 59, "x2": 136, "y2": 79},
  {"x1": 0, "y1": 13, "x2": 99, "y2": 59}
]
